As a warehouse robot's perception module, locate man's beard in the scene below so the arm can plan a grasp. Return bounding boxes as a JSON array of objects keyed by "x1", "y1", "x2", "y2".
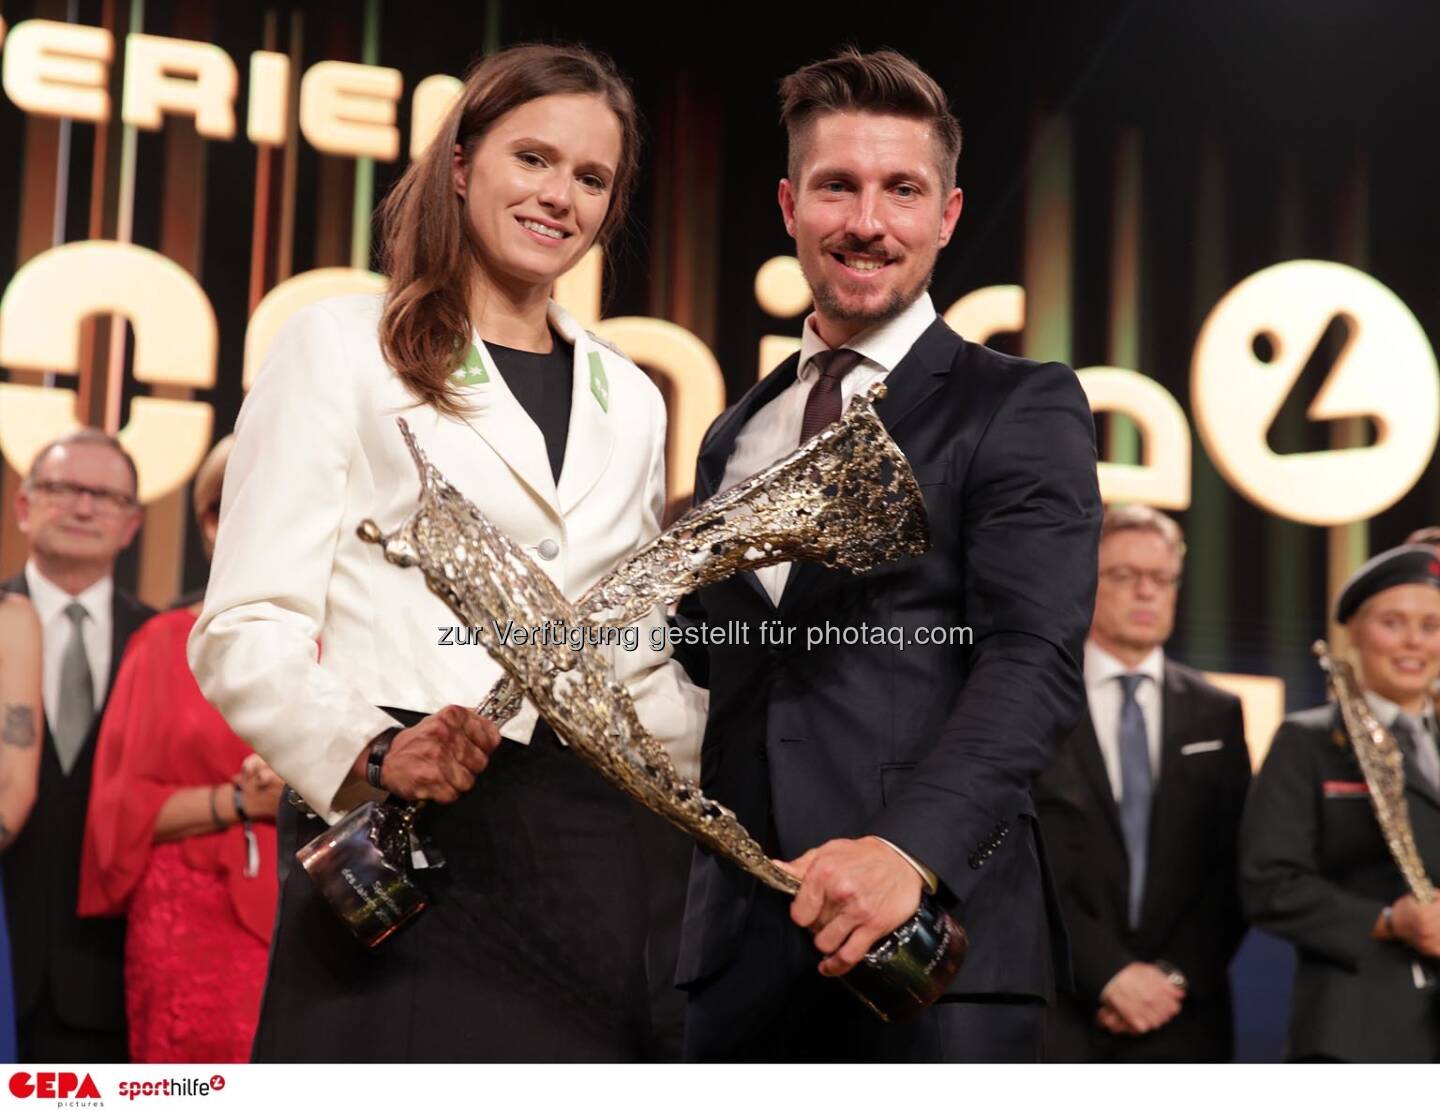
[{"x1": 807, "y1": 249, "x2": 935, "y2": 329}]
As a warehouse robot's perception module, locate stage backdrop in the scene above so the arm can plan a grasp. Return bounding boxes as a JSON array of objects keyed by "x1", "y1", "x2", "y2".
[{"x1": 4, "y1": 0, "x2": 1440, "y2": 1061}]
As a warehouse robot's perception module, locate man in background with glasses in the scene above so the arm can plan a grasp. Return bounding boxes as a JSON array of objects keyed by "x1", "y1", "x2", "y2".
[
  {"x1": 4, "y1": 428, "x2": 153, "y2": 1062},
  {"x1": 1036, "y1": 504, "x2": 1251, "y2": 1061}
]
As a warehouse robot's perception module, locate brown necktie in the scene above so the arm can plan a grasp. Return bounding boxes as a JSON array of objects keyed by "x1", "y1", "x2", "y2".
[{"x1": 798, "y1": 348, "x2": 864, "y2": 445}]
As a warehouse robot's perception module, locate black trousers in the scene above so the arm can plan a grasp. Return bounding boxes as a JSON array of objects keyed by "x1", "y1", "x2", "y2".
[
  {"x1": 254, "y1": 716, "x2": 651, "y2": 1062},
  {"x1": 684, "y1": 886, "x2": 1045, "y2": 1062},
  {"x1": 632, "y1": 808, "x2": 692, "y2": 1061}
]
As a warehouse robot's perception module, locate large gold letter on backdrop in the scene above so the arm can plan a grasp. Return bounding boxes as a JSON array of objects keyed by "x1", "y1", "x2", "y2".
[
  {"x1": 0, "y1": 243, "x2": 216, "y2": 503},
  {"x1": 121, "y1": 33, "x2": 237, "y2": 138},
  {"x1": 300, "y1": 60, "x2": 402, "y2": 161},
  {"x1": 246, "y1": 50, "x2": 289, "y2": 145},
  {"x1": 943, "y1": 285, "x2": 1025, "y2": 348},
  {"x1": 1192, "y1": 260, "x2": 1440, "y2": 525},
  {"x1": 1078, "y1": 367, "x2": 1192, "y2": 510},
  {"x1": 2, "y1": 18, "x2": 112, "y2": 122},
  {"x1": 243, "y1": 268, "x2": 388, "y2": 389},
  {"x1": 410, "y1": 74, "x2": 461, "y2": 160},
  {"x1": 754, "y1": 256, "x2": 809, "y2": 380}
]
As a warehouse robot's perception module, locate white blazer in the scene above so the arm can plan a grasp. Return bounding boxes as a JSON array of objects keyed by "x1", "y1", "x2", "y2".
[{"x1": 189, "y1": 293, "x2": 706, "y2": 822}]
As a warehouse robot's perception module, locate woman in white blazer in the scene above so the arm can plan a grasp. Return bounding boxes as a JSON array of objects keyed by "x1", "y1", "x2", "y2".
[{"x1": 189, "y1": 44, "x2": 706, "y2": 1062}]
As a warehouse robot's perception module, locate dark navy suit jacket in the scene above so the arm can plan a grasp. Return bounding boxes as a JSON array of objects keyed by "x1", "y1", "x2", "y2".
[{"x1": 674, "y1": 318, "x2": 1102, "y2": 1006}]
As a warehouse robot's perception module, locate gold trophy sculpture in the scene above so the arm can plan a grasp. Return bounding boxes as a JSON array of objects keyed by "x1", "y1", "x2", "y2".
[
  {"x1": 299, "y1": 383, "x2": 967, "y2": 1021},
  {"x1": 1313, "y1": 641, "x2": 1436, "y2": 904}
]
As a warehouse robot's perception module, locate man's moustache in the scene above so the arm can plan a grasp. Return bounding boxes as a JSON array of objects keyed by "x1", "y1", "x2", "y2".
[{"x1": 826, "y1": 240, "x2": 894, "y2": 260}]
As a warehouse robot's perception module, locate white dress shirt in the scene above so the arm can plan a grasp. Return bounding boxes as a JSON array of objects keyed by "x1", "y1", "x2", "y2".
[
  {"x1": 1085, "y1": 640, "x2": 1165, "y2": 800},
  {"x1": 719, "y1": 293, "x2": 939, "y2": 606},
  {"x1": 1362, "y1": 689, "x2": 1435, "y2": 728},
  {"x1": 24, "y1": 560, "x2": 113, "y2": 725},
  {"x1": 1362, "y1": 690, "x2": 1440, "y2": 765}
]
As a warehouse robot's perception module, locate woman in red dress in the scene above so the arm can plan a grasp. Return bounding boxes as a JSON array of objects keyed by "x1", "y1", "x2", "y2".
[{"x1": 79, "y1": 437, "x2": 282, "y2": 1062}]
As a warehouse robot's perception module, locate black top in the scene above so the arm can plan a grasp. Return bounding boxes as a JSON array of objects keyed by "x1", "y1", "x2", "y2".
[{"x1": 486, "y1": 334, "x2": 573, "y2": 484}]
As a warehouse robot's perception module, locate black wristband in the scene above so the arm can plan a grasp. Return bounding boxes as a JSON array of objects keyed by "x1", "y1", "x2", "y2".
[
  {"x1": 1155, "y1": 960, "x2": 1188, "y2": 993},
  {"x1": 232, "y1": 783, "x2": 250, "y2": 824},
  {"x1": 367, "y1": 727, "x2": 400, "y2": 790}
]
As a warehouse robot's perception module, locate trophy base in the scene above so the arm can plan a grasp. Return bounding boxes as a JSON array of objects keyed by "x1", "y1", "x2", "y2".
[
  {"x1": 296, "y1": 799, "x2": 429, "y2": 947},
  {"x1": 841, "y1": 894, "x2": 968, "y2": 1022}
]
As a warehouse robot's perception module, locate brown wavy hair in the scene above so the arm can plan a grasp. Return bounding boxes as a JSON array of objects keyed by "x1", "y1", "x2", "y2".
[{"x1": 378, "y1": 44, "x2": 640, "y2": 418}]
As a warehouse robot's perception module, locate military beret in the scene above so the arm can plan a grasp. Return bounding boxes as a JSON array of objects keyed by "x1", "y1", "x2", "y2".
[{"x1": 1334, "y1": 544, "x2": 1440, "y2": 624}]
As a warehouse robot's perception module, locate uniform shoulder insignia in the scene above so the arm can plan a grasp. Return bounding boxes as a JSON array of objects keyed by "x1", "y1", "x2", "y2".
[{"x1": 585, "y1": 330, "x2": 628, "y2": 360}]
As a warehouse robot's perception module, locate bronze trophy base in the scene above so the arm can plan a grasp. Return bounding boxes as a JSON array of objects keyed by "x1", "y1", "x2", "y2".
[
  {"x1": 842, "y1": 894, "x2": 968, "y2": 1022},
  {"x1": 296, "y1": 799, "x2": 430, "y2": 947}
]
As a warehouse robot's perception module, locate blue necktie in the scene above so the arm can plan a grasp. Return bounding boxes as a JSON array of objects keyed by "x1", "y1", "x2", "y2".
[{"x1": 1117, "y1": 673, "x2": 1153, "y2": 929}]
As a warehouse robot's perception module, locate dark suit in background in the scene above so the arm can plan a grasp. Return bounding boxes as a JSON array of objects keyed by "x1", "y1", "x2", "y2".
[
  {"x1": 2, "y1": 573, "x2": 153, "y2": 1062},
  {"x1": 1037, "y1": 660, "x2": 1250, "y2": 1061},
  {"x1": 1241, "y1": 706, "x2": 1440, "y2": 1062},
  {"x1": 676, "y1": 319, "x2": 1102, "y2": 1061}
]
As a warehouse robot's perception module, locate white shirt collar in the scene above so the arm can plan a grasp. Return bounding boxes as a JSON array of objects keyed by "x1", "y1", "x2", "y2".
[
  {"x1": 1363, "y1": 689, "x2": 1436, "y2": 730},
  {"x1": 545, "y1": 299, "x2": 583, "y2": 347},
  {"x1": 24, "y1": 559, "x2": 113, "y2": 626},
  {"x1": 1085, "y1": 639, "x2": 1165, "y2": 689},
  {"x1": 796, "y1": 292, "x2": 937, "y2": 381}
]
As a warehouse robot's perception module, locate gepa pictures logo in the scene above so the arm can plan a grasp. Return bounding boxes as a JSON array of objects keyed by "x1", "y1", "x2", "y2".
[{"x1": 9, "y1": 1071, "x2": 103, "y2": 1099}]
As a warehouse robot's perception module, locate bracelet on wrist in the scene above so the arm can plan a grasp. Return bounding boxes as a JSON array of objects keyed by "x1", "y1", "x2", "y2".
[
  {"x1": 1154, "y1": 960, "x2": 1189, "y2": 993},
  {"x1": 367, "y1": 727, "x2": 400, "y2": 791},
  {"x1": 232, "y1": 783, "x2": 250, "y2": 825},
  {"x1": 230, "y1": 784, "x2": 259, "y2": 879}
]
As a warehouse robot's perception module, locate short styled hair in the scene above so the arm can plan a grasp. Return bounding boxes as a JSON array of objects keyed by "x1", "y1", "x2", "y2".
[
  {"x1": 24, "y1": 427, "x2": 139, "y2": 498},
  {"x1": 1100, "y1": 503, "x2": 1187, "y2": 561},
  {"x1": 779, "y1": 48, "x2": 962, "y2": 191}
]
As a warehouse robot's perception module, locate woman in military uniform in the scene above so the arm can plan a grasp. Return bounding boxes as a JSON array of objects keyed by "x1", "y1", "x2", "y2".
[{"x1": 1241, "y1": 544, "x2": 1440, "y2": 1061}]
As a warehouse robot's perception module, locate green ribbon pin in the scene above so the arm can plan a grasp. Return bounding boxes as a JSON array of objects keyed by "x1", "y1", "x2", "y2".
[
  {"x1": 588, "y1": 351, "x2": 609, "y2": 412},
  {"x1": 452, "y1": 343, "x2": 490, "y2": 387}
]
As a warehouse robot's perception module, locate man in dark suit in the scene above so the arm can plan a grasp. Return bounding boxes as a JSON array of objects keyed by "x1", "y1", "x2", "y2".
[
  {"x1": 1241, "y1": 545, "x2": 1440, "y2": 1062},
  {"x1": 675, "y1": 49, "x2": 1101, "y2": 1062},
  {"x1": 6, "y1": 428, "x2": 153, "y2": 1062},
  {"x1": 1035, "y1": 505, "x2": 1251, "y2": 1061}
]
